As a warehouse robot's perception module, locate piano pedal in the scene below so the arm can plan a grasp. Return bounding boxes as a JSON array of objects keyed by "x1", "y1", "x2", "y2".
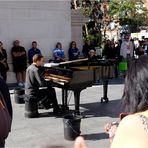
[
  {"x1": 101, "y1": 97, "x2": 109, "y2": 103},
  {"x1": 73, "y1": 112, "x2": 85, "y2": 119},
  {"x1": 60, "y1": 105, "x2": 69, "y2": 112}
]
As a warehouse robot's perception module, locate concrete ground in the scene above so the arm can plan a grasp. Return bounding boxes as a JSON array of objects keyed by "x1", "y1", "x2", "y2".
[{"x1": 6, "y1": 78, "x2": 124, "y2": 148}]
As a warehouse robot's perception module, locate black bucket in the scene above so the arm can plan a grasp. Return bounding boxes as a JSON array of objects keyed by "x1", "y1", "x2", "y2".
[
  {"x1": 24, "y1": 101, "x2": 39, "y2": 118},
  {"x1": 14, "y1": 87, "x2": 25, "y2": 104},
  {"x1": 63, "y1": 114, "x2": 81, "y2": 140}
]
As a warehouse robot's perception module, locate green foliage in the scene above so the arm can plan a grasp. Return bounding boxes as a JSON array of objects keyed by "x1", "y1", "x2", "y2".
[
  {"x1": 109, "y1": 0, "x2": 148, "y2": 32},
  {"x1": 80, "y1": 0, "x2": 96, "y2": 17},
  {"x1": 86, "y1": 34, "x2": 96, "y2": 42},
  {"x1": 84, "y1": 33, "x2": 102, "y2": 47}
]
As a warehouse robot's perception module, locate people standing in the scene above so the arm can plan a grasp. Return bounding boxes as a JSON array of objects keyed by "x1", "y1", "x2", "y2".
[
  {"x1": 68, "y1": 41, "x2": 80, "y2": 61},
  {"x1": 53, "y1": 42, "x2": 65, "y2": 63},
  {"x1": 28, "y1": 41, "x2": 41, "y2": 65},
  {"x1": 120, "y1": 35, "x2": 134, "y2": 60},
  {"x1": 102, "y1": 39, "x2": 110, "y2": 58},
  {"x1": 11, "y1": 40, "x2": 27, "y2": 87},
  {"x1": 103, "y1": 40, "x2": 117, "y2": 59},
  {"x1": 135, "y1": 41, "x2": 145, "y2": 57},
  {"x1": 0, "y1": 42, "x2": 9, "y2": 81},
  {"x1": 82, "y1": 40, "x2": 95, "y2": 57}
]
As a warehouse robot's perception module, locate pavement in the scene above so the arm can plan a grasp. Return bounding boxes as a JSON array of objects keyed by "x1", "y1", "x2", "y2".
[{"x1": 5, "y1": 78, "x2": 124, "y2": 148}]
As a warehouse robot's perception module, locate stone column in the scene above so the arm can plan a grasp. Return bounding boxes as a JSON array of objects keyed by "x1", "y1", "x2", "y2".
[{"x1": 71, "y1": 9, "x2": 87, "y2": 52}]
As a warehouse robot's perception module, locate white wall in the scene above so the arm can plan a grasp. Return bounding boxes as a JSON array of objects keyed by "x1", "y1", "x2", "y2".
[
  {"x1": 0, "y1": 1, "x2": 71, "y2": 84},
  {"x1": 71, "y1": 10, "x2": 87, "y2": 52}
]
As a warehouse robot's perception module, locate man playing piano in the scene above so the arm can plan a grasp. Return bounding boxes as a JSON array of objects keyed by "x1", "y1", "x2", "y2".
[{"x1": 25, "y1": 54, "x2": 60, "y2": 116}]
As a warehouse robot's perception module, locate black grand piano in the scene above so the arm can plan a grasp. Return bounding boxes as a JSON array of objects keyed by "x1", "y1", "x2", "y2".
[{"x1": 44, "y1": 58, "x2": 117, "y2": 115}]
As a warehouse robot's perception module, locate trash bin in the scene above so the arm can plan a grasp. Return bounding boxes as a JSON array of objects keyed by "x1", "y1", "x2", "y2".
[
  {"x1": 14, "y1": 87, "x2": 25, "y2": 104},
  {"x1": 63, "y1": 114, "x2": 81, "y2": 140},
  {"x1": 24, "y1": 101, "x2": 39, "y2": 118}
]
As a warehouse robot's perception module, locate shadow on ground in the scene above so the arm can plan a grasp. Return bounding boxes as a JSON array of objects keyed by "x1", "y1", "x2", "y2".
[
  {"x1": 37, "y1": 109, "x2": 75, "y2": 118},
  {"x1": 82, "y1": 132, "x2": 108, "y2": 141},
  {"x1": 36, "y1": 99, "x2": 122, "y2": 119},
  {"x1": 94, "y1": 78, "x2": 125, "y2": 86},
  {"x1": 81, "y1": 99, "x2": 122, "y2": 118}
]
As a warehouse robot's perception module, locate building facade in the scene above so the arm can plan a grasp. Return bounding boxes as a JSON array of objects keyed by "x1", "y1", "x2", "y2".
[{"x1": 0, "y1": 1, "x2": 85, "y2": 84}]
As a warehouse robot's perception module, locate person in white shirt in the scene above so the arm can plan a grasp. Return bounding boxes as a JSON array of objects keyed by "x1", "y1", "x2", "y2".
[{"x1": 120, "y1": 35, "x2": 134, "y2": 60}]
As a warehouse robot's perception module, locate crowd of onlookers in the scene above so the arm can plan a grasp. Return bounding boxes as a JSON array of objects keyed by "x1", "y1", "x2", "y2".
[
  {"x1": 0, "y1": 36, "x2": 148, "y2": 86},
  {"x1": 0, "y1": 40, "x2": 82, "y2": 87}
]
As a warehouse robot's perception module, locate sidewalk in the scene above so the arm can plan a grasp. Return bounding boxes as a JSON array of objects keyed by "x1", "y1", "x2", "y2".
[{"x1": 6, "y1": 79, "x2": 124, "y2": 148}]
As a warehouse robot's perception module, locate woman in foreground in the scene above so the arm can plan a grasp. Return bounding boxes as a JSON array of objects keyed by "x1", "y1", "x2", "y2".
[{"x1": 111, "y1": 55, "x2": 148, "y2": 148}]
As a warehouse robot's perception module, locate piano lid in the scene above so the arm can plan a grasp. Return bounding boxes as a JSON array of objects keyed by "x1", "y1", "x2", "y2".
[
  {"x1": 44, "y1": 58, "x2": 88, "y2": 67},
  {"x1": 59, "y1": 58, "x2": 88, "y2": 65}
]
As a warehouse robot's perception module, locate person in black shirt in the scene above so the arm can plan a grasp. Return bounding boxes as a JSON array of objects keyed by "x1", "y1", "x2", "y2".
[
  {"x1": 82, "y1": 40, "x2": 95, "y2": 57},
  {"x1": 25, "y1": 54, "x2": 60, "y2": 115},
  {"x1": 11, "y1": 40, "x2": 27, "y2": 87},
  {"x1": 28, "y1": 41, "x2": 41, "y2": 65},
  {"x1": 0, "y1": 42, "x2": 9, "y2": 81},
  {"x1": 103, "y1": 40, "x2": 118, "y2": 59}
]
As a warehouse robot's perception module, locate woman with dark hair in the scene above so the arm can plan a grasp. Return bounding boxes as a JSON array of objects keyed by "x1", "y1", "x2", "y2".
[
  {"x1": 111, "y1": 55, "x2": 148, "y2": 148},
  {"x1": 0, "y1": 42, "x2": 9, "y2": 81},
  {"x1": 53, "y1": 42, "x2": 65, "y2": 63},
  {"x1": 68, "y1": 41, "x2": 80, "y2": 61}
]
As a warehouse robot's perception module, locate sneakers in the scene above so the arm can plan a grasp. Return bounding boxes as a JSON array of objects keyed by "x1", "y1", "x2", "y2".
[
  {"x1": 18, "y1": 82, "x2": 24, "y2": 87},
  {"x1": 18, "y1": 82, "x2": 25, "y2": 87}
]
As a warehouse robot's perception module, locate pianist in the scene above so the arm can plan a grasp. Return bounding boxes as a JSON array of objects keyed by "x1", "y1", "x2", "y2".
[{"x1": 25, "y1": 54, "x2": 60, "y2": 115}]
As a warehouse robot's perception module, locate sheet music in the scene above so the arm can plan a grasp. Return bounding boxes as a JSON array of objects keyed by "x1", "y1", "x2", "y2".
[{"x1": 44, "y1": 63, "x2": 59, "y2": 67}]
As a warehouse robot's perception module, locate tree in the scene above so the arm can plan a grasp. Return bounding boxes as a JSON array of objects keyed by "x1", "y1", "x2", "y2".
[
  {"x1": 79, "y1": 0, "x2": 109, "y2": 46},
  {"x1": 109, "y1": 0, "x2": 148, "y2": 33}
]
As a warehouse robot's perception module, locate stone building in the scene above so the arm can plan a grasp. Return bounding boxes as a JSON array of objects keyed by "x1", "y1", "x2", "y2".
[{"x1": 0, "y1": 1, "x2": 86, "y2": 84}]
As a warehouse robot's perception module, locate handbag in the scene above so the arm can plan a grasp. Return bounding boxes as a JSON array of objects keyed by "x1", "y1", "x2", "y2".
[
  {"x1": 118, "y1": 61, "x2": 128, "y2": 71},
  {"x1": 0, "y1": 91, "x2": 12, "y2": 140}
]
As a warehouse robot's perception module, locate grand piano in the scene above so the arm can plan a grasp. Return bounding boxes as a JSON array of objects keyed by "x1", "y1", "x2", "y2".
[{"x1": 44, "y1": 58, "x2": 116, "y2": 115}]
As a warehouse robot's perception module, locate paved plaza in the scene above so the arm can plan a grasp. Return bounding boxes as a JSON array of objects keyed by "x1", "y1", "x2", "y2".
[{"x1": 6, "y1": 78, "x2": 124, "y2": 148}]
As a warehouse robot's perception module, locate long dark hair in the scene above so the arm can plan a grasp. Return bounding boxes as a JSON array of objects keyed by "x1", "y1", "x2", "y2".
[
  {"x1": 69, "y1": 41, "x2": 77, "y2": 49},
  {"x1": 56, "y1": 42, "x2": 62, "y2": 49},
  {"x1": 122, "y1": 55, "x2": 148, "y2": 113}
]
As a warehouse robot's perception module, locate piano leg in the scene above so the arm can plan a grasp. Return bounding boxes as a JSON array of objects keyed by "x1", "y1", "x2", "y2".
[
  {"x1": 74, "y1": 89, "x2": 81, "y2": 115},
  {"x1": 101, "y1": 79, "x2": 109, "y2": 103},
  {"x1": 62, "y1": 89, "x2": 69, "y2": 111}
]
